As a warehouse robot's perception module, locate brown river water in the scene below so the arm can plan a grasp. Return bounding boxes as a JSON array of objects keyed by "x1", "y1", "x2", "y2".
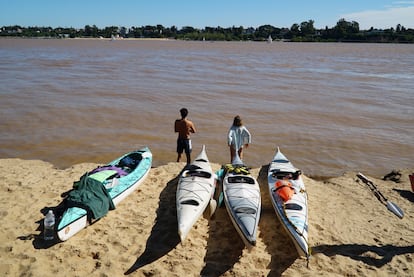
[{"x1": 0, "y1": 38, "x2": 413, "y2": 177}]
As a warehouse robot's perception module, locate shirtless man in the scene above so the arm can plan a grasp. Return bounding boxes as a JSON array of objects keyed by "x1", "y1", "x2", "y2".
[{"x1": 174, "y1": 108, "x2": 196, "y2": 164}]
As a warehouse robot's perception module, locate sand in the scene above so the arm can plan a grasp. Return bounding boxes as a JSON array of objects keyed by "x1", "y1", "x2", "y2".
[{"x1": 0, "y1": 158, "x2": 413, "y2": 276}]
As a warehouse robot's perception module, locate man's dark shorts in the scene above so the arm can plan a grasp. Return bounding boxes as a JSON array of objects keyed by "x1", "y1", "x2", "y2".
[{"x1": 177, "y1": 138, "x2": 192, "y2": 154}]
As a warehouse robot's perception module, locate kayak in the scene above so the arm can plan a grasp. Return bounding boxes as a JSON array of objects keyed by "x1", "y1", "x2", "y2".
[
  {"x1": 222, "y1": 154, "x2": 261, "y2": 248},
  {"x1": 176, "y1": 145, "x2": 217, "y2": 242},
  {"x1": 56, "y1": 147, "x2": 152, "y2": 241},
  {"x1": 267, "y1": 147, "x2": 309, "y2": 258}
]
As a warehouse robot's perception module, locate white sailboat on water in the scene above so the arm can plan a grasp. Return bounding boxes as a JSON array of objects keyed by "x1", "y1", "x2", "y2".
[{"x1": 267, "y1": 35, "x2": 273, "y2": 43}]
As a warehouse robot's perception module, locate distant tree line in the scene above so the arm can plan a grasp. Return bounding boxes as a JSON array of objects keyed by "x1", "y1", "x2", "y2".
[{"x1": 1, "y1": 19, "x2": 413, "y2": 43}]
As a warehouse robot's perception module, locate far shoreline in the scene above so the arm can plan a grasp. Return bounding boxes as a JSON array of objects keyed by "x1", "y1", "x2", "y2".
[
  {"x1": 0, "y1": 36, "x2": 174, "y2": 41},
  {"x1": 2, "y1": 36, "x2": 413, "y2": 44}
]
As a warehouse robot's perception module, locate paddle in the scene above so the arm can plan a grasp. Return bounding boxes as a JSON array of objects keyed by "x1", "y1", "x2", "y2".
[
  {"x1": 356, "y1": 172, "x2": 404, "y2": 219},
  {"x1": 216, "y1": 168, "x2": 225, "y2": 207},
  {"x1": 205, "y1": 173, "x2": 219, "y2": 217}
]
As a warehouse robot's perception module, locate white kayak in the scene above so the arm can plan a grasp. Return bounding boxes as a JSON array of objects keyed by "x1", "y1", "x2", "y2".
[
  {"x1": 267, "y1": 147, "x2": 309, "y2": 259},
  {"x1": 176, "y1": 145, "x2": 217, "y2": 242},
  {"x1": 222, "y1": 154, "x2": 261, "y2": 248}
]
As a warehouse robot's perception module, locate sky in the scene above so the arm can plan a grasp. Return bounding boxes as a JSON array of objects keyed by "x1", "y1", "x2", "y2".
[{"x1": 1, "y1": 0, "x2": 414, "y2": 30}]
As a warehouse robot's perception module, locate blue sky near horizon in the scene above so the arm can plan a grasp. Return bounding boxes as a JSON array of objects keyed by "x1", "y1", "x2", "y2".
[{"x1": 1, "y1": 0, "x2": 414, "y2": 30}]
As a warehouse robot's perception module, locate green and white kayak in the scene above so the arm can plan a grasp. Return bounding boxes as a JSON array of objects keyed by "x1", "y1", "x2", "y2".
[{"x1": 56, "y1": 147, "x2": 152, "y2": 241}]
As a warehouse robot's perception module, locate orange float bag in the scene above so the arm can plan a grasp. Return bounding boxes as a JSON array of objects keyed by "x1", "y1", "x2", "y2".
[{"x1": 274, "y1": 180, "x2": 294, "y2": 202}]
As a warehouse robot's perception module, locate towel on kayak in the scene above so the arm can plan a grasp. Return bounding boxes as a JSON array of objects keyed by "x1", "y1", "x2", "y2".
[{"x1": 65, "y1": 174, "x2": 115, "y2": 220}]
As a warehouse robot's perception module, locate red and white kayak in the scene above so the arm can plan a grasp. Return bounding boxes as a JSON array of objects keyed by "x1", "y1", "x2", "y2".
[{"x1": 267, "y1": 147, "x2": 309, "y2": 259}]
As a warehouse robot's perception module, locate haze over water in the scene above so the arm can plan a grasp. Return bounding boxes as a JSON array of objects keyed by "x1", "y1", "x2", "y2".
[{"x1": 0, "y1": 38, "x2": 413, "y2": 177}]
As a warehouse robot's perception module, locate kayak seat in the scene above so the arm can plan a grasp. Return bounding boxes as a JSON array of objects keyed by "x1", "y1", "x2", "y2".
[
  {"x1": 185, "y1": 170, "x2": 212, "y2": 178},
  {"x1": 272, "y1": 170, "x2": 301, "y2": 180},
  {"x1": 117, "y1": 152, "x2": 142, "y2": 170},
  {"x1": 195, "y1": 158, "x2": 208, "y2": 162},
  {"x1": 284, "y1": 203, "x2": 302, "y2": 211},
  {"x1": 273, "y1": 159, "x2": 290, "y2": 163},
  {"x1": 235, "y1": 207, "x2": 256, "y2": 214},
  {"x1": 180, "y1": 199, "x2": 199, "y2": 206},
  {"x1": 186, "y1": 165, "x2": 202, "y2": 171},
  {"x1": 228, "y1": 176, "x2": 255, "y2": 184}
]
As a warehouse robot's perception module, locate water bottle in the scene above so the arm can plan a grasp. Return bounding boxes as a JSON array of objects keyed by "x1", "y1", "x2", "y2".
[{"x1": 43, "y1": 210, "x2": 55, "y2": 241}]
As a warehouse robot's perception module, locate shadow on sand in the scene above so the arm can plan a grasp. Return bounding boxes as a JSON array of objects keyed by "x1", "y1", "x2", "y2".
[
  {"x1": 393, "y1": 188, "x2": 414, "y2": 203},
  {"x1": 124, "y1": 174, "x2": 181, "y2": 275},
  {"x1": 200, "y1": 185, "x2": 245, "y2": 276},
  {"x1": 19, "y1": 191, "x2": 73, "y2": 250},
  {"x1": 202, "y1": 164, "x2": 301, "y2": 276},
  {"x1": 256, "y1": 165, "x2": 299, "y2": 276},
  {"x1": 313, "y1": 243, "x2": 414, "y2": 267},
  {"x1": 126, "y1": 164, "x2": 307, "y2": 276},
  {"x1": 18, "y1": 214, "x2": 59, "y2": 250}
]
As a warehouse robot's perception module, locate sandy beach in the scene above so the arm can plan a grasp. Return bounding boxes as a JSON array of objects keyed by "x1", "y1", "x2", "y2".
[{"x1": 0, "y1": 158, "x2": 413, "y2": 276}]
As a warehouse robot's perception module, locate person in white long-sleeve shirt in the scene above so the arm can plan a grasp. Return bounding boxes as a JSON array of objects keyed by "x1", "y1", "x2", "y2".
[{"x1": 227, "y1": 115, "x2": 251, "y2": 163}]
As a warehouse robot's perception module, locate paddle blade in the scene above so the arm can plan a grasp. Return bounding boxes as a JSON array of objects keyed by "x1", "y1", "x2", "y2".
[
  {"x1": 208, "y1": 199, "x2": 217, "y2": 218},
  {"x1": 215, "y1": 169, "x2": 224, "y2": 207},
  {"x1": 203, "y1": 199, "x2": 217, "y2": 219},
  {"x1": 218, "y1": 192, "x2": 224, "y2": 207},
  {"x1": 386, "y1": 201, "x2": 404, "y2": 219}
]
